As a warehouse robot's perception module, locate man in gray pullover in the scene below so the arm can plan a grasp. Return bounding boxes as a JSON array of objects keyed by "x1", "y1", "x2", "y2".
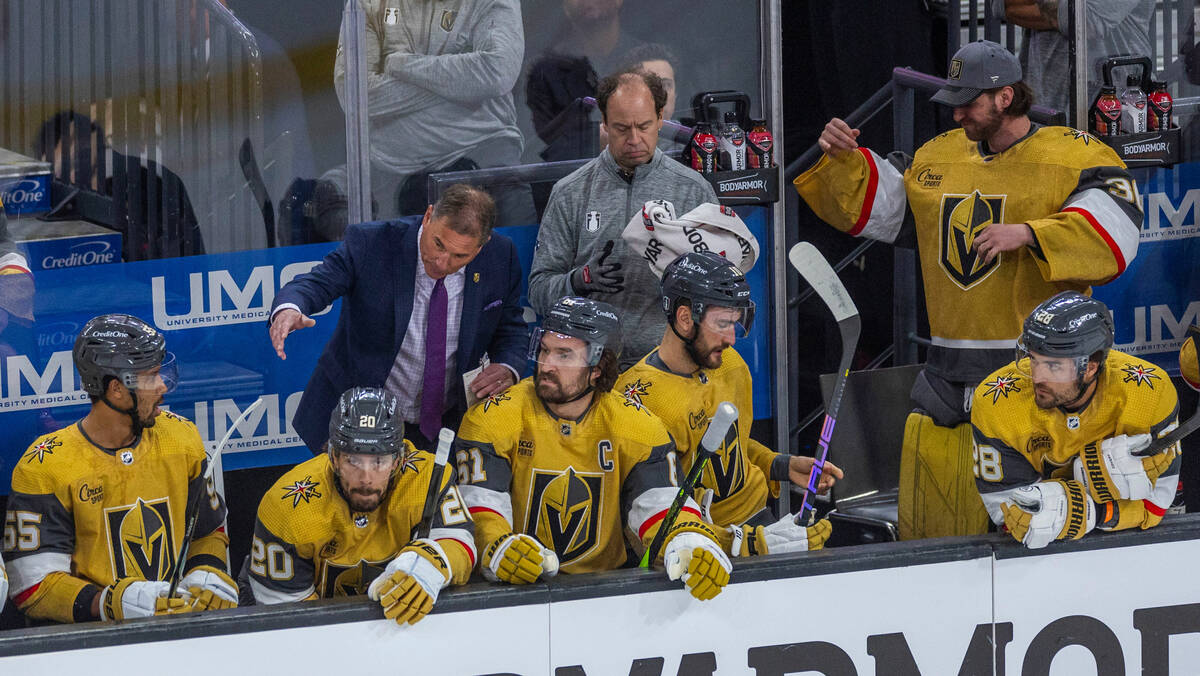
[{"x1": 528, "y1": 69, "x2": 717, "y2": 368}]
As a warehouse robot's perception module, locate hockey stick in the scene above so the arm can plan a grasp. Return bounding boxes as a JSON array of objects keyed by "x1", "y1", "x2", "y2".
[
  {"x1": 1141, "y1": 324, "x2": 1200, "y2": 455},
  {"x1": 639, "y1": 401, "x2": 739, "y2": 568},
  {"x1": 239, "y1": 137, "x2": 276, "y2": 248},
  {"x1": 788, "y1": 242, "x2": 861, "y2": 526},
  {"x1": 168, "y1": 397, "x2": 265, "y2": 598},
  {"x1": 416, "y1": 428, "x2": 455, "y2": 539}
]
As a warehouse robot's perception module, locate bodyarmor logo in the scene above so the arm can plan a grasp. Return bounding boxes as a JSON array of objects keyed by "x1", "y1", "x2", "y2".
[
  {"x1": 701, "y1": 421, "x2": 744, "y2": 499},
  {"x1": 321, "y1": 558, "x2": 387, "y2": 598},
  {"x1": 106, "y1": 497, "x2": 175, "y2": 580},
  {"x1": 1120, "y1": 362, "x2": 1161, "y2": 388},
  {"x1": 939, "y1": 191, "x2": 1005, "y2": 289},
  {"x1": 150, "y1": 261, "x2": 326, "y2": 330},
  {"x1": 526, "y1": 466, "x2": 602, "y2": 564},
  {"x1": 0, "y1": 351, "x2": 90, "y2": 412}
]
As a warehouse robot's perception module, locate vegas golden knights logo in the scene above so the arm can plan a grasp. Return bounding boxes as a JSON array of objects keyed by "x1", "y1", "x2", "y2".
[
  {"x1": 701, "y1": 421, "x2": 744, "y2": 499},
  {"x1": 320, "y1": 559, "x2": 388, "y2": 597},
  {"x1": 939, "y1": 191, "x2": 1005, "y2": 289},
  {"x1": 440, "y1": 9, "x2": 458, "y2": 32},
  {"x1": 525, "y1": 467, "x2": 602, "y2": 564},
  {"x1": 105, "y1": 498, "x2": 175, "y2": 580}
]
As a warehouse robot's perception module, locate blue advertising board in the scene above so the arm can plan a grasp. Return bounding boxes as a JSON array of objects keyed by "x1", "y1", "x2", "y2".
[
  {"x1": 0, "y1": 210, "x2": 773, "y2": 493},
  {"x1": 1092, "y1": 162, "x2": 1200, "y2": 374}
]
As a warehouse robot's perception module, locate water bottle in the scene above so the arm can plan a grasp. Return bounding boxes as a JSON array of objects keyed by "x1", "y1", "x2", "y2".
[
  {"x1": 718, "y1": 111, "x2": 747, "y2": 171},
  {"x1": 1119, "y1": 74, "x2": 1147, "y2": 133}
]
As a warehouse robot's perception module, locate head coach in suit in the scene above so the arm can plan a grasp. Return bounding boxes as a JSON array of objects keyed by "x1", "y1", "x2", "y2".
[{"x1": 269, "y1": 184, "x2": 527, "y2": 452}]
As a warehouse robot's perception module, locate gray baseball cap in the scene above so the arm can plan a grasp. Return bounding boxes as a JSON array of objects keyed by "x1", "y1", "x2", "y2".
[{"x1": 931, "y1": 40, "x2": 1023, "y2": 107}]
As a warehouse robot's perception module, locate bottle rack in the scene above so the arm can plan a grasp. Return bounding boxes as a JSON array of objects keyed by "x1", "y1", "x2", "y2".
[{"x1": 689, "y1": 90, "x2": 780, "y2": 206}]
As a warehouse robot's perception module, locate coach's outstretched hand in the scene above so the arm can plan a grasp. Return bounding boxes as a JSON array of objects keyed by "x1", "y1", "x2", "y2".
[{"x1": 269, "y1": 308, "x2": 316, "y2": 360}]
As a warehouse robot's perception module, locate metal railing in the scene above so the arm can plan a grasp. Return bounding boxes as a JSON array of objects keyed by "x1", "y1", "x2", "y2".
[{"x1": 0, "y1": 0, "x2": 266, "y2": 256}]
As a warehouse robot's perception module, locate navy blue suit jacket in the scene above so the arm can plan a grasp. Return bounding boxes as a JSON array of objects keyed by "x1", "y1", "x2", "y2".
[{"x1": 273, "y1": 216, "x2": 527, "y2": 451}]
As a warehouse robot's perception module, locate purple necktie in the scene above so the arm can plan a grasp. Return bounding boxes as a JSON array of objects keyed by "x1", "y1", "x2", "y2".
[{"x1": 419, "y1": 278, "x2": 448, "y2": 441}]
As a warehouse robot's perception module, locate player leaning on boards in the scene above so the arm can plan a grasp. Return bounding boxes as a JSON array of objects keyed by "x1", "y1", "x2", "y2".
[
  {"x1": 616, "y1": 252, "x2": 842, "y2": 557},
  {"x1": 793, "y1": 40, "x2": 1142, "y2": 540},
  {"x1": 4, "y1": 315, "x2": 236, "y2": 622},
  {"x1": 248, "y1": 387, "x2": 474, "y2": 626},
  {"x1": 973, "y1": 293, "x2": 1181, "y2": 548},
  {"x1": 454, "y1": 296, "x2": 731, "y2": 600}
]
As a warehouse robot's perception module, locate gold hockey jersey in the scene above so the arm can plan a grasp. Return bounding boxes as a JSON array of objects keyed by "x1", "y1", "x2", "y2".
[
  {"x1": 616, "y1": 348, "x2": 782, "y2": 529},
  {"x1": 4, "y1": 412, "x2": 229, "y2": 623},
  {"x1": 971, "y1": 350, "x2": 1180, "y2": 532},
  {"x1": 794, "y1": 126, "x2": 1142, "y2": 380},
  {"x1": 455, "y1": 379, "x2": 701, "y2": 574},
  {"x1": 249, "y1": 443, "x2": 475, "y2": 603}
]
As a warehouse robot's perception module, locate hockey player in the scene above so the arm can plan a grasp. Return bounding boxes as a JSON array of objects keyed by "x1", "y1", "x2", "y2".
[
  {"x1": 794, "y1": 40, "x2": 1142, "y2": 539},
  {"x1": 617, "y1": 252, "x2": 842, "y2": 557},
  {"x1": 4, "y1": 314, "x2": 236, "y2": 623},
  {"x1": 972, "y1": 293, "x2": 1180, "y2": 548},
  {"x1": 455, "y1": 296, "x2": 731, "y2": 600},
  {"x1": 248, "y1": 387, "x2": 474, "y2": 626}
]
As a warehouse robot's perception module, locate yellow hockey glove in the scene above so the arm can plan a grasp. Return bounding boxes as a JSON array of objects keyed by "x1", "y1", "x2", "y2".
[
  {"x1": 481, "y1": 533, "x2": 559, "y2": 585},
  {"x1": 367, "y1": 539, "x2": 452, "y2": 626},
  {"x1": 180, "y1": 565, "x2": 238, "y2": 612},
  {"x1": 1000, "y1": 479, "x2": 1095, "y2": 549},
  {"x1": 662, "y1": 522, "x2": 731, "y2": 601}
]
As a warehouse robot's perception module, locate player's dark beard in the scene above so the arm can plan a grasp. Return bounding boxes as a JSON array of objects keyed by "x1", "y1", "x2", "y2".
[
  {"x1": 348, "y1": 490, "x2": 384, "y2": 512},
  {"x1": 682, "y1": 326, "x2": 724, "y2": 370},
  {"x1": 535, "y1": 368, "x2": 591, "y2": 404},
  {"x1": 962, "y1": 102, "x2": 1004, "y2": 143}
]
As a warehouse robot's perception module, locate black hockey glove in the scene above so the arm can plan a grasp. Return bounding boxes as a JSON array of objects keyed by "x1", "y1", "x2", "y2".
[{"x1": 570, "y1": 240, "x2": 624, "y2": 294}]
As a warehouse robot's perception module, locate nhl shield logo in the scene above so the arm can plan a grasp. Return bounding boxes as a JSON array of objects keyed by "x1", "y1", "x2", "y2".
[
  {"x1": 939, "y1": 191, "x2": 1005, "y2": 290},
  {"x1": 585, "y1": 211, "x2": 601, "y2": 233}
]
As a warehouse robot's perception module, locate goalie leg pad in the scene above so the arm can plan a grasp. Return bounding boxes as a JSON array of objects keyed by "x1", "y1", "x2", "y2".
[{"x1": 898, "y1": 413, "x2": 989, "y2": 540}]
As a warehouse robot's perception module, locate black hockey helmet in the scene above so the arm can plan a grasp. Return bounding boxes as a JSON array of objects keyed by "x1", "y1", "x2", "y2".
[
  {"x1": 1017, "y1": 291, "x2": 1113, "y2": 382},
  {"x1": 661, "y1": 251, "x2": 755, "y2": 337},
  {"x1": 327, "y1": 387, "x2": 404, "y2": 458},
  {"x1": 74, "y1": 313, "x2": 175, "y2": 397},
  {"x1": 529, "y1": 296, "x2": 621, "y2": 366}
]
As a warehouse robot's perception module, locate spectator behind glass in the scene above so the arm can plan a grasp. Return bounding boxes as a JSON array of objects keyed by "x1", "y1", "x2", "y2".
[
  {"x1": 34, "y1": 110, "x2": 205, "y2": 261},
  {"x1": 995, "y1": 0, "x2": 1154, "y2": 115},
  {"x1": 327, "y1": 0, "x2": 536, "y2": 237}
]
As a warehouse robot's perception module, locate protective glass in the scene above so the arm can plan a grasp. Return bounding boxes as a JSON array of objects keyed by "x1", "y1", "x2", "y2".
[
  {"x1": 335, "y1": 451, "x2": 398, "y2": 474},
  {"x1": 528, "y1": 328, "x2": 603, "y2": 367},
  {"x1": 123, "y1": 352, "x2": 179, "y2": 394},
  {"x1": 1015, "y1": 341, "x2": 1083, "y2": 383},
  {"x1": 698, "y1": 302, "x2": 755, "y2": 339}
]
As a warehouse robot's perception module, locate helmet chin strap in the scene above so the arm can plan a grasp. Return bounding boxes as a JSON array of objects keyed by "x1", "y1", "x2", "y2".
[{"x1": 100, "y1": 389, "x2": 144, "y2": 444}]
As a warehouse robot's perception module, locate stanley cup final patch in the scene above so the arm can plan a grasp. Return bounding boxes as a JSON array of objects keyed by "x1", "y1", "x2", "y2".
[
  {"x1": 585, "y1": 211, "x2": 601, "y2": 233},
  {"x1": 384, "y1": 7, "x2": 399, "y2": 25}
]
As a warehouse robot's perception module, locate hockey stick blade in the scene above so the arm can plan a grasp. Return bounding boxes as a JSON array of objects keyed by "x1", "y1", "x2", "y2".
[
  {"x1": 788, "y1": 242, "x2": 861, "y2": 525},
  {"x1": 239, "y1": 137, "x2": 276, "y2": 248},
  {"x1": 640, "y1": 401, "x2": 738, "y2": 568},
  {"x1": 417, "y1": 428, "x2": 456, "y2": 539},
  {"x1": 168, "y1": 397, "x2": 265, "y2": 598}
]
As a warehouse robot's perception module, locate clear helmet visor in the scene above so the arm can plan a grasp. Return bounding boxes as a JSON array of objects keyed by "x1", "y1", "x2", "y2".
[
  {"x1": 698, "y1": 302, "x2": 755, "y2": 340},
  {"x1": 120, "y1": 352, "x2": 179, "y2": 394},
  {"x1": 1015, "y1": 340, "x2": 1084, "y2": 383},
  {"x1": 528, "y1": 328, "x2": 603, "y2": 368},
  {"x1": 332, "y1": 449, "x2": 399, "y2": 477}
]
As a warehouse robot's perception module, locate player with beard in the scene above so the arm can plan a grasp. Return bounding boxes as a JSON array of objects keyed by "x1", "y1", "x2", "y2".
[
  {"x1": 455, "y1": 296, "x2": 731, "y2": 601},
  {"x1": 617, "y1": 253, "x2": 842, "y2": 557},
  {"x1": 794, "y1": 39, "x2": 1142, "y2": 540},
  {"x1": 248, "y1": 387, "x2": 474, "y2": 625},
  {"x1": 4, "y1": 314, "x2": 235, "y2": 623},
  {"x1": 971, "y1": 292, "x2": 1181, "y2": 549}
]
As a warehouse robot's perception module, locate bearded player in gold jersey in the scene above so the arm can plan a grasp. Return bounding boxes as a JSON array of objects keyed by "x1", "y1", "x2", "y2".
[
  {"x1": 455, "y1": 296, "x2": 731, "y2": 600},
  {"x1": 248, "y1": 387, "x2": 474, "y2": 626},
  {"x1": 617, "y1": 252, "x2": 842, "y2": 557},
  {"x1": 972, "y1": 293, "x2": 1181, "y2": 548},
  {"x1": 4, "y1": 314, "x2": 235, "y2": 623}
]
